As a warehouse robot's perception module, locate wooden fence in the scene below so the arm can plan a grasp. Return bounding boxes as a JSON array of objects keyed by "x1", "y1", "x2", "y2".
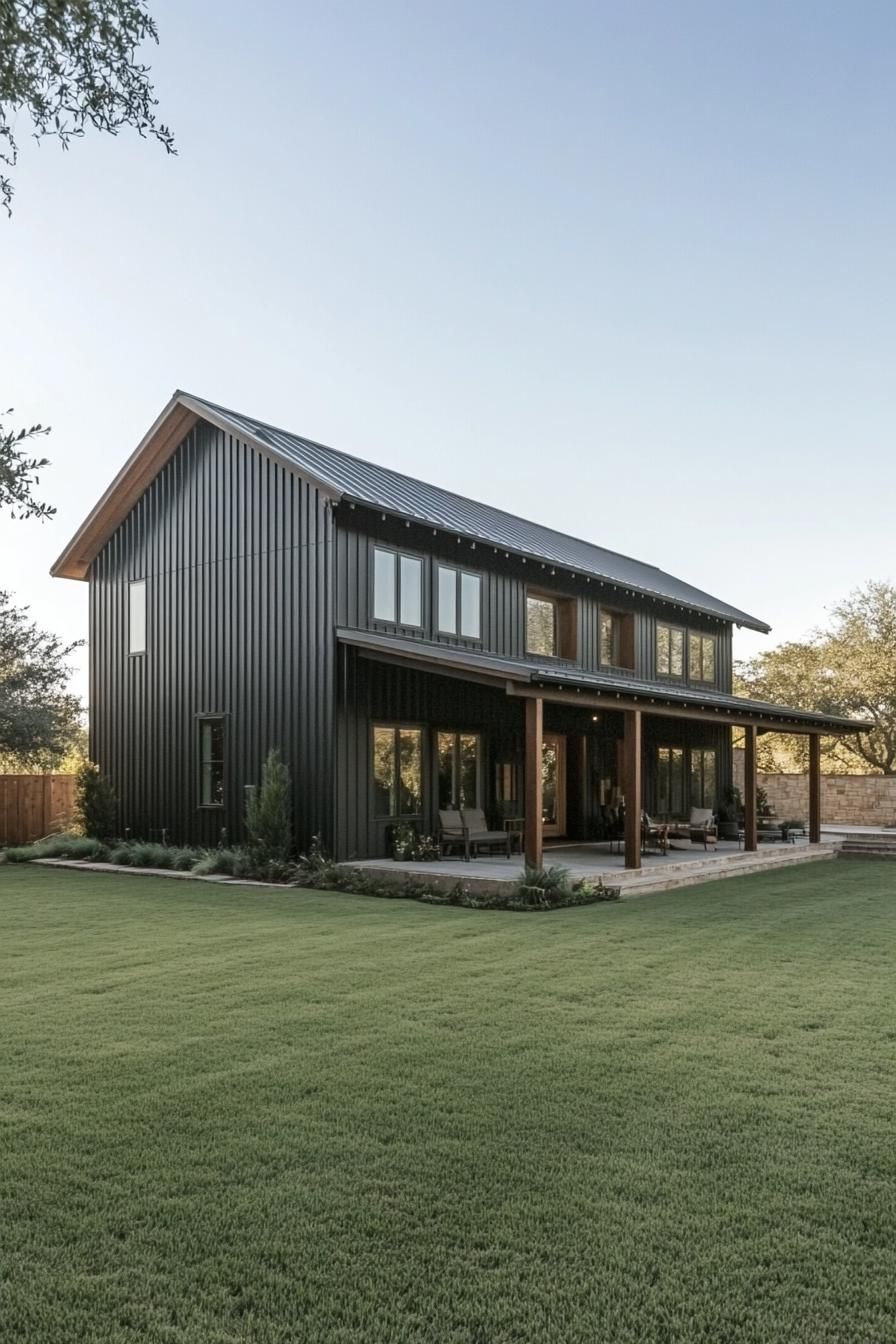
[{"x1": 0, "y1": 775, "x2": 76, "y2": 846}]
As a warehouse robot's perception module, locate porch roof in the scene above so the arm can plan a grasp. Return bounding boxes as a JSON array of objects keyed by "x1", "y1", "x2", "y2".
[{"x1": 337, "y1": 627, "x2": 874, "y2": 735}]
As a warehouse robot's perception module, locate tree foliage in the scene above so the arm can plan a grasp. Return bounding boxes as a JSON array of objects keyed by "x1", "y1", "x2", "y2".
[
  {"x1": 736, "y1": 582, "x2": 896, "y2": 775},
  {"x1": 0, "y1": 410, "x2": 53, "y2": 518},
  {"x1": 0, "y1": 589, "x2": 83, "y2": 767},
  {"x1": 0, "y1": 0, "x2": 175, "y2": 214},
  {"x1": 245, "y1": 748, "x2": 293, "y2": 860},
  {"x1": 74, "y1": 758, "x2": 118, "y2": 838}
]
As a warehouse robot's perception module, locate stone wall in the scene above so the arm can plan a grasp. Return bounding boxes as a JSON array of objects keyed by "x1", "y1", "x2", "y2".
[{"x1": 732, "y1": 750, "x2": 896, "y2": 827}]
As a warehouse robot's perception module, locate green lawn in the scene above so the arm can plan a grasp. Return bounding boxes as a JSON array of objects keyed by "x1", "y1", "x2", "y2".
[{"x1": 1, "y1": 862, "x2": 894, "y2": 1343}]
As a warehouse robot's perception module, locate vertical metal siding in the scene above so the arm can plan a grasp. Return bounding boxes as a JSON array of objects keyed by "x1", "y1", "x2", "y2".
[{"x1": 90, "y1": 420, "x2": 335, "y2": 849}]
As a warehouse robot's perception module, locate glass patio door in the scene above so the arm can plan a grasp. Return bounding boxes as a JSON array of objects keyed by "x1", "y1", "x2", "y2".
[{"x1": 542, "y1": 733, "x2": 567, "y2": 837}]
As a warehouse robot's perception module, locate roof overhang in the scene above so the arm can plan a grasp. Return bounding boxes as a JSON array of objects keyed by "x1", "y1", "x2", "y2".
[{"x1": 337, "y1": 628, "x2": 873, "y2": 736}]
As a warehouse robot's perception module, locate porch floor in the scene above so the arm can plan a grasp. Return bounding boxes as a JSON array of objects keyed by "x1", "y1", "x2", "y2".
[{"x1": 342, "y1": 837, "x2": 838, "y2": 898}]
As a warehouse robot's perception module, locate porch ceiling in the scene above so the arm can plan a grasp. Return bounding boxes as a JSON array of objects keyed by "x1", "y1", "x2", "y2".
[{"x1": 336, "y1": 627, "x2": 873, "y2": 736}]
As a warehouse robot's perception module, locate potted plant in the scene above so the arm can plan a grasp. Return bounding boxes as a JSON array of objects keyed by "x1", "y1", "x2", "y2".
[{"x1": 717, "y1": 785, "x2": 742, "y2": 841}]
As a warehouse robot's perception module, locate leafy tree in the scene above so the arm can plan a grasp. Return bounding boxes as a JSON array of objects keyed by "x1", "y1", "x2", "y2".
[
  {"x1": 74, "y1": 759, "x2": 118, "y2": 838},
  {"x1": 0, "y1": 411, "x2": 53, "y2": 519},
  {"x1": 0, "y1": 0, "x2": 175, "y2": 214},
  {"x1": 245, "y1": 749, "x2": 293, "y2": 860},
  {"x1": 736, "y1": 582, "x2": 896, "y2": 775},
  {"x1": 0, "y1": 589, "x2": 83, "y2": 767}
]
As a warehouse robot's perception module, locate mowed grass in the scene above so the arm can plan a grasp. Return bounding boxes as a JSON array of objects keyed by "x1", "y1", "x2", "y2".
[{"x1": 1, "y1": 862, "x2": 894, "y2": 1343}]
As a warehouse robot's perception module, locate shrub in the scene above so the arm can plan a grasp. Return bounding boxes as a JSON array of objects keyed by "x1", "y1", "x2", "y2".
[
  {"x1": 515, "y1": 865, "x2": 572, "y2": 896},
  {"x1": 191, "y1": 848, "x2": 240, "y2": 877},
  {"x1": 73, "y1": 761, "x2": 118, "y2": 840},
  {"x1": 391, "y1": 823, "x2": 440, "y2": 862},
  {"x1": 245, "y1": 749, "x2": 292, "y2": 861},
  {"x1": 0, "y1": 834, "x2": 110, "y2": 863}
]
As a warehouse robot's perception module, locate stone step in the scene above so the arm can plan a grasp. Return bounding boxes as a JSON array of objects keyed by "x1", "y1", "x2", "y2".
[{"x1": 618, "y1": 847, "x2": 835, "y2": 898}]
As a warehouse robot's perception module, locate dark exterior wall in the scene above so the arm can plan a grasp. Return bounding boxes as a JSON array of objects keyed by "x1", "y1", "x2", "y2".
[
  {"x1": 335, "y1": 507, "x2": 734, "y2": 693},
  {"x1": 90, "y1": 419, "x2": 335, "y2": 847}
]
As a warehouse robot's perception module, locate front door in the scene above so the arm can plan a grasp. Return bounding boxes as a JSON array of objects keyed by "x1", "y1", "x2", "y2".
[{"x1": 542, "y1": 732, "x2": 567, "y2": 837}]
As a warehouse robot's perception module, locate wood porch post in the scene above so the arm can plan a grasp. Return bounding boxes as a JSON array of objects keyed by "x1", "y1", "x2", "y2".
[
  {"x1": 809, "y1": 733, "x2": 821, "y2": 844},
  {"x1": 524, "y1": 696, "x2": 543, "y2": 869},
  {"x1": 623, "y1": 709, "x2": 642, "y2": 870},
  {"x1": 743, "y1": 725, "x2": 758, "y2": 852}
]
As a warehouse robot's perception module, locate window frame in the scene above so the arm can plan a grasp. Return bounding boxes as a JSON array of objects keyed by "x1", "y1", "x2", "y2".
[
  {"x1": 436, "y1": 729, "x2": 482, "y2": 809},
  {"x1": 437, "y1": 565, "x2": 482, "y2": 640},
  {"x1": 371, "y1": 546, "x2": 424, "y2": 630},
  {"x1": 689, "y1": 747, "x2": 718, "y2": 809},
  {"x1": 656, "y1": 745, "x2": 686, "y2": 817},
  {"x1": 688, "y1": 632, "x2": 718, "y2": 684},
  {"x1": 526, "y1": 591, "x2": 559, "y2": 658},
  {"x1": 599, "y1": 607, "x2": 633, "y2": 670},
  {"x1": 371, "y1": 723, "x2": 425, "y2": 819},
  {"x1": 656, "y1": 622, "x2": 685, "y2": 679},
  {"x1": 197, "y1": 714, "x2": 226, "y2": 809},
  {"x1": 128, "y1": 578, "x2": 146, "y2": 656}
]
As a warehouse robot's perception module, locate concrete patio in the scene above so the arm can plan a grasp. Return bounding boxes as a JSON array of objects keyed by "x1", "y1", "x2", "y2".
[{"x1": 342, "y1": 836, "x2": 838, "y2": 899}]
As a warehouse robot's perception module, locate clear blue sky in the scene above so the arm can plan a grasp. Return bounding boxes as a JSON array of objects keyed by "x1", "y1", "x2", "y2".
[{"x1": 3, "y1": 0, "x2": 895, "y2": 699}]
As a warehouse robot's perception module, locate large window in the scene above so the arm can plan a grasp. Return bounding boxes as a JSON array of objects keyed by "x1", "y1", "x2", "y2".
[
  {"x1": 656, "y1": 746, "x2": 685, "y2": 816},
  {"x1": 526, "y1": 594, "x2": 556, "y2": 655},
  {"x1": 689, "y1": 633, "x2": 717, "y2": 683},
  {"x1": 600, "y1": 610, "x2": 633, "y2": 669},
  {"x1": 372, "y1": 726, "x2": 423, "y2": 816},
  {"x1": 129, "y1": 579, "x2": 146, "y2": 655},
  {"x1": 690, "y1": 748, "x2": 717, "y2": 808},
  {"x1": 656, "y1": 623, "x2": 684, "y2": 677},
  {"x1": 198, "y1": 718, "x2": 225, "y2": 807},
  {"x1": 437, "y1": 731, "x2": 481, "y2": 809},
  {"x1": 373, "y1": 548, "x2": 422, "y2": 626},
  {"x1": 438, "y1": 566, "x2": 481, "y2": 638}
]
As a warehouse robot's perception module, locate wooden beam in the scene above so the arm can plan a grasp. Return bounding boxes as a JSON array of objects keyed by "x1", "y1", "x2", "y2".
[
  {"x1": 524, "y1": 696, "x2": 543, "y2": 869},
  {"x1": 505, "y1": 682, "x2": 863, "y2": 737},
  {"x1": 809, "y1": 733, "x2": 821, "y2": 844},
  {"x1": 623, "y1": 709, "x2": 642, "y2": 870},
  {"x1": 743, "y1": 724, "x2": 758, "y2": 852}
]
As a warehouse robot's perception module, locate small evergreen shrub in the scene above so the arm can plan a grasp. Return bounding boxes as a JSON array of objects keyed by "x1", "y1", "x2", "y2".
[
  {"x1": 245, "y1": 749, "x2": 293, "y2": 861},
  {"x1": 0, "y1": 834, "x2": 110, "y2": 863},
  {"x1": 73, "y1": 761, "x2": 119, "y2": 840}
]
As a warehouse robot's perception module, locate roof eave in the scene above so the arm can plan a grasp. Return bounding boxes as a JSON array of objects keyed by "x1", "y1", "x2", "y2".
[{"x1": 340, "y1": 494, "x2": 771, "y2": 633}]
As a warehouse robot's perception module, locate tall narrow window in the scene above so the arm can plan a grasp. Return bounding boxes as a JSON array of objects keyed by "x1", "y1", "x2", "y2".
[
  {"x1": 373, "y1": 548, "x2": 396, "y2": 622},
  {"x1": 198, "y1": 718, "x2": 225, "y2": 807},
  {"x1": 690, "y1": 748, "x2": 717, "y2": 808},
  {"x1": 373, "y1": 548, "x2": 422, "y2": 626},
  {"x1": 438, "y1": 566, "x2": 482, "y2": 639},
  {"x1": 373, "y1": 726, "x2": 423, "y2": 816},
  {"x1": 527, "y1": 594, "x2": 556, "y2": 656},
  {"x1": 437, "y1": 731, "x2": 481, "y2": 808},
  {"x1": 656, "y1": 624, "x2": 684, "y2": 677},
  {"x1": 656, "y1": 746, "x2": 685, "y2": 816},
  {"x1": 689, "y1": 633, "x2": 717, "y2": 683},
  {"x1": 129, "y1": 579, "x2": 146, "y2": 655}
]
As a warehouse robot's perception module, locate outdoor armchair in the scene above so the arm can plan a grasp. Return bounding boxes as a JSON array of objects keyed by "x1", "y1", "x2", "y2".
[
  {"x1": 438, "y1": 810, "x2": 469, "y2": 860},
  {"x1": 689, "y1": 808, "x2": 718, "y2": 848},
  {"x1": 460, "y1": 808, "x2": 512, "y2": 859}
]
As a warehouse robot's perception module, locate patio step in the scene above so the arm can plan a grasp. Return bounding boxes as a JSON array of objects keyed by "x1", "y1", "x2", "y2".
[
  {"x1": 838, "y1": 836, "x2": 896, "y2": 858},
  {"x1": 613, "y1": 844, "x2": 836, "y2": 897}
]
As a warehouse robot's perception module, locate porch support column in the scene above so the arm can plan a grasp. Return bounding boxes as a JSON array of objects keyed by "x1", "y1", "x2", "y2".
[
  {"x1": 809, "y1": 733, "x2": 821, "y2": 844},
  {"x1": 743, "y1": 725, "x2": 758, "y2": 852},
  {"x1": 623, "y1": 709, "x2": 642, "y2": 871},
  {"x1": 524, "y1": 696, "x2": 544, "y2": 869}
]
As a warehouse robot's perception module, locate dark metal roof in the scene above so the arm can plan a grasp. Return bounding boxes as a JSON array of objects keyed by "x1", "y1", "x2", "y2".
[
  {"x1": 183, "y1": 392, "x2": 771, "y2": 633},
  {"x1": 337, "y1": 628, "x2": 873, "y2": 734}
]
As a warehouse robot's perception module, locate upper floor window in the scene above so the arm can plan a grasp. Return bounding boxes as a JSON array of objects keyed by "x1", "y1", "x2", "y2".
[
  {"x1": 438, "y1": 566, "x2": 481, "y2": 639},
  {"x1": 373, "y1": 547, "x2": 422, "y2": 627},
  {"x1": 689, "y1": 633, "x2": 717, "y2": 683},
  {"x1": 600, "y1": 609, "x2": 633, "y2": 669},
  {"x1": 129, "y1": 579, "x2": 146, "y2": 655},
  {"x1": 527, "y1": 591, "x2": 577, "y2": 659},
  {"x1": 527, "y1": 594, "x2": 557, "y2": 656},
  {"x1": 198, "y1": 717, "x2": 225, "y2": 807},
  {"x1": 656, "y1": 623, "x2": 684, "y2": 677}
]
